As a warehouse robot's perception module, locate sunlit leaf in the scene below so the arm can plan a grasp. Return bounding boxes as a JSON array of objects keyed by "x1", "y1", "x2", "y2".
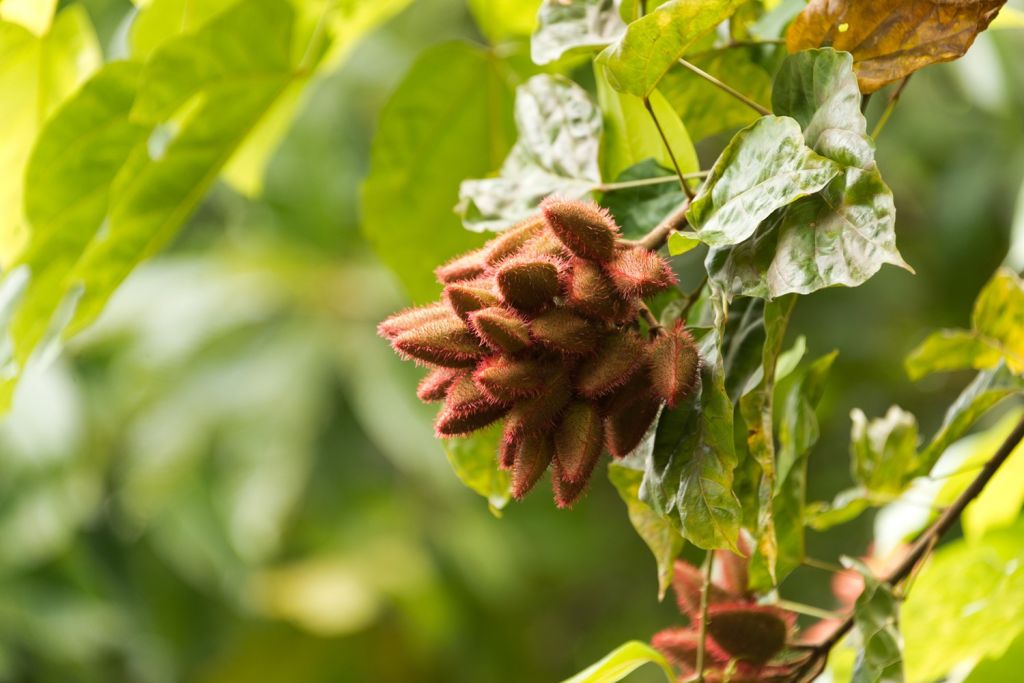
[
  {"x1": 457, "y1": 74, "x2": 601, "y2": 233},
  {"x1": 850, "y1": 405, "x2": 921, "y2": 497},
  {"x1": 0, "y1": 0, "x2": 56, "y2": 35},
  {"x1": 964, "y1": 630, "x2": 1024, "y2": 682},
  {"x1": 531, "y1": 0, "x2": 625, "y2": 65},
  {"x1": 130, "y1": 0, "x2": 238, "y2": 59},
  {"x1": 786, "y1": 0, "x2": 1007, "y2": 93},
  {"x1": 468, "y1": 0, "x2": 539, "y2": 44},
  {"x1": 363, "y1": 41, "x2": 516, "y2": 301},
  {"x1": 560, "y1": 640, "x2": 676, "y2": 683},
  {"x1": 844, "y1": 557, "x2": 904, "y2": 683},
  {"x1": 667, "y1": 232, "x2": 700, "y2": 256},
  {"x1": 442, "y1": 424, "x2": 511, "y2": 513}
]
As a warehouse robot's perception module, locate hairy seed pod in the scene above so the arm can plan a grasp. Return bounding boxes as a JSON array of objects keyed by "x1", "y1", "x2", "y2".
[
  {"x1": 445, "y1": 280, "x2": 499, "y2": 322},
  {"x1": 468, "y1": 306, "x2": 531, "y2": 353},
  {"x1": 551, "y1": 458, "x2": 589, "y2": 509},
  {"x1": 435, "y1": 248, "x2": 488, "y2": 283},
  {"x1": 495, "y1": 256, "x2": 563, "y2": 313},
  {"x1": 649, "y1": 322, "x2": 702, "y2": 406},
  {"x1": 672, "y1": 560, "x2": 733, "y2": 617},
  {"x1": 520, "y1": 229, "x2": 571, "y2": 260},
  {"x1": 651, "y1": 628, "x2": 702, "y2": 671},
  {"x1": 564, "y1": 259, "x2": 635, "y2": 323},
  {"x1": 605, "y1": 246, "x2": 678, "y2": 297},
  {"x1": 575, "y1": 331, "x2": 648, "y2": 399},
  {"x1": 499, "y1": 433, "x2": 521, "y2": 470},
  {"x1": 392, "y1": 313, "x2": 485, "y2": 368},
  {"x1": 704, "y1": 604, "x2": 793, "y2": 665},
  {"x1": 486, "y1": 215, "x2": 546, "y2": 265},
  {"x1": 604, "y1": 372, "x2": 662, "y2": 458},
  {"x1": 503, "y1": 371, "x2": 573, "y2": 438},
  {"x1": 512, "y1": 432, "x2": 554, "y2": 500},
  {"x1": 417, "y1": 367, "x2": 462, "y2": 402},
  {"x1": 377, "y1": 303, "x2": 450, "y2": 340},
  {"x1": 541, "y1": 197, "x2": 619, "y2": 262},
  {"x1": 553, "y1": 401, "x2": 604, "y2": 484},
  {"x1": 530, "y1": 308, "x2": 603, "y2": 355},
  {"x1": 435, "y1": 375, "x2": 510, "y2": 436},
  {"x1": 473, "y1": 356, "x2": 548, "y2": 400}
]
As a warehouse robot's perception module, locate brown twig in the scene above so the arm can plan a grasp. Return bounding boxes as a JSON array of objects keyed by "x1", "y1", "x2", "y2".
[
  {"x1": 634, "y1": 199, "x2": 692, "y2": 251},
  {"x1": 639, "y1": 302, "x2": 663, "y2": 338}
]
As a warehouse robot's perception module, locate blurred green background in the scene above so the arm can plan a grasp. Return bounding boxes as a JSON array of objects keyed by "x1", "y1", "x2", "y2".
[{"x1": 1, "y1": 1, "x2": 1023, "y2": 682}]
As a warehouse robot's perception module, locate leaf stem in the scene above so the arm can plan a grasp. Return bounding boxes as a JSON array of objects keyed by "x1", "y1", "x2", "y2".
[
  {"x1": 676, "y1": 58, "x2": 771, "y2": 117},
  {"x1": 597, "y1": 171, "x2": 708, "y2": 193},
  {"x1": 634, "y1": 198, "x2": 692, "y2": 251},
  {"x1": 695, "y1": 552, "x2": 714, "y2": 683},
  {"x1": 639, "y1": 303, "x2": 664, "y2": 338},
  {"x1": 801, "y1": 556, "x2": 846, "y2": 574},
  {"x1": 643, "y1": 97, "x2": 696, "y2": 200},
  {"x1": 773, "y1": 599, "x2": 841, "y2": 621},
  {"x1": 871, "y1": 76, "x2": 912, "y2": 140}
]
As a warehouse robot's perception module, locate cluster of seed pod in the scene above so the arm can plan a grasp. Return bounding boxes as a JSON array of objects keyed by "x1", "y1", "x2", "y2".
[{"x1": 378, "y1": 197, "x2": 701, "y2": 507}]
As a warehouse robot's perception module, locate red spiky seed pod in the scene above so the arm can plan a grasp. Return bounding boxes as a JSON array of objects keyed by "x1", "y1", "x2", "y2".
[
  {"x1": 564, "y1": 259, "x2": 636, "y2": 323},
  {"x1": 377, "y1": 303, "x2": 450, "y2": 340},
  {"x1": 435, "y1": 375, "x2": 510, "y2": 437},
  {"x1": 468, "y1": 306, "x2": 531, "y2": 353},
  {"x1": 575, "y1": 331, "x2": 648, "y2": 399},
  {"x1": 503, "y1": 371, "x2": 573, "y2": 439},
  {"x1": 651, "y1": 628, "x2": 704, "y2": 672},
  {"x1": 520, "y1": 229, "x2": 571, "y2": 260},
  {"x1": 605, "y1": 246, "x2": 678, "y2": 298},
  {"x1": 604, "y1": 372, "x2": 662, "y2": 458},
  {"x1": 540, "y1": 196, "x2": 619, "y2": 262},
  {"x1": 435, "y1": 247, "x2": 488, "y2": 283},
  {"x1": 499, "y1": 433, "x2": 520, "y2": 470},
  {"x1": 495, "y1": 256, "x2": 563, "y2": 313},
  {"x1": 444, "y1": 280, "x2": 500, "y2": 322},
  {"x1": 512, "y1": 432, "x2": 554, "y2": 499},
  {"x1": 551, "y1": 458, "x2": 589, "y2": 509},
  {"x1": 530, "y1": 308, "x2": 603, "y2": 355},
  {"x1": 553, "y1": 401, "x2": 604, "y2": 484},
  {"x1": 392, "y1": 313, "x2": 485, "y2": 368},
  {"x1": 417, "y1": 367, "x2": 462, "y2": 402},
  {"x1": 485, "y1": 216, "x2": 545, "y2": 265},
  {"x1": 473, "y1": 356, "x2": 549, "y2": 401},
  {"x1": 649, "y1": 322, "x2": 702, "y2": 406},
  {"x1": 704, "y1": 604, "x2": 793, "y2": 666},
  {"x1": 672, "y1": 560, "x2": 733, "y2": 618}
]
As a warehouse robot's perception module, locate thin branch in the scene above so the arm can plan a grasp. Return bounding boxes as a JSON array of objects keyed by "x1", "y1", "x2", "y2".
[
  {"x1": 633, "y1": 198, "x2": 691, "y2": 251},
  {"x1": 643, "y1": 97, "x2": 696, "y2": 200},
  {"x1": 676, "y1": 58, "x2": 771, "y2": 117},
  {"x1": 871, "y1": 76, "x2": 912, "y2": 139},
  {"x1": 639, "y1": 302, "x2": 663, "y2": 338},
  {"x1": 695, "y1": 552, "x2": 714, "y2": 683},
  {"x1": 596, "y1": 171, "x2": 708, "y2": 193},
  {"x1": 801, "y1": 556, "x2": 846, "y2": 574},
  {"x1": 773, "y1": 599, "x2": 842, "y2": 621}
]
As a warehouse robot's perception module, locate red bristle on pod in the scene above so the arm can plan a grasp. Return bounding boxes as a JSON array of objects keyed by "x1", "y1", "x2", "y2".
[
  {"x1": 716, "y1": 539, "x2": 752, "y2": 598},
  {"x1": 575, "y1": 331, "x2": 648, "y2": 399},
  {"x1": 444, "y1": 280, "x2": 500, "y2": 322},
  {"x1": 473, "y1": 356, "x2": 549, "y2": 401},
  {"x1": 499, "y1": 433, "x2": 521, "y2": 471},
  {"x1": 604, "y1": 246, "x2": 678, "y2": 298},
  {"x1": 377, "y1": 303, "x2": 450, "y2": 340},
  {"x1": 651, "y1": 628, "x2": 702, "y2": 672},
  {"x1": 564, "y1": 259, "x2": 635, "y2": 323},
  {"x1": 468, "y1": 306, "x2": 531, "y2": 353},
  {"x1": 550, "y1": 457, "x2": 589, "y2": 509},
  {"x1": 495, "y1": 256, "x2": 563, "y2": 314},
  {"x1": 435, "y1": 375, "x2": 510, "y2": 437},
  {"x1": 392, "y1": 312, "x2": 485, "y2": 368},
  {"x1": 648, "y1": 322, "x2": 702, "y2": 406},
  {"x1": 512, "y1": 432, "x2": 554, "y2": 500},
  {"x1": 485, "y1": 215, "x2": 546, "y2": 265},
  {"x1": 540, "y1": 197, "x2": 620, "y2": 262},
  {"x1": 603, "y1": 371, "x2": 662, "y2": 458},
  {"x1": 503, "y1": 371, "x2": 573, "y2": 439},
  {"x1": 553, "y1": 401, "x2": 604, "y2": 484},
  {"x1": 672, "y1": 560, "x2": 733, "y2": 618},
  {"x1": 417, "y1": 367, "x2": 462, "y2": 402},
  {"x1": 435, "y1": 247, "x2": 488, "y2": 283},
  {"x1": 704, "y1": 604, "x2": 793, "y2": 666},
  {"x1": 530, "y1": 308, "x2": 603, "y2": 355}
]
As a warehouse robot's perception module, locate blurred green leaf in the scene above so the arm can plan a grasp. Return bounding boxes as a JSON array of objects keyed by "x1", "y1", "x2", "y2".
[
  {"x1": 457, "y1": 74, "x2": 600, "y2": 232},
  {"x1": 130, "y1": 0, "x2": 237, "y2": 59},
  {"x1": 362, "y1": 41, "x2": 516, "y2": 301},
  {"x1": 600, "y1": 0, "x2": 745, "y2": 97},
  {"x1": 686, "y1": 116, "x2": 842, "y2": 247},
  {"x1": 0, "y1": 0, "x2": 56, "y2": 35},
  {"x1": 850, "y1": 405, "x2": 921, "y2": 497},
  {"x1": 844, "y1": 557, "x2": 904, "y2": 683},
  {"x1": 442, "y1": 424, "x2": 511, "y2": 513},
  {"x1": 600, "y1": 160, "x2": 685, "y2": 240},
  {"x1": 667, "y1": 232, "x2": 700, "y2": 256},
  {"x1": 531, "y1": 0, "x2": 625, "y2": 66},
  {"x1": 964, "y1": 630, "x2": 1024, "y2": 682},
  {"x1": 560, "y1": 640, "x2": 675, "y2": 683},
  {"x1": 468, "y1": 0, "x2": 539, "y2": 44}
]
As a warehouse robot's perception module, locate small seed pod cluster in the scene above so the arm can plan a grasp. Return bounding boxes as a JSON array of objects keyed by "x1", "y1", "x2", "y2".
[{"x1": 378, "y1": 197, "x2": 701, "y2": 508}]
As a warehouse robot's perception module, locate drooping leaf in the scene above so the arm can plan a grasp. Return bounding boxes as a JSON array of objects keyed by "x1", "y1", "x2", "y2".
[
  {"x1": 468, "y1": 0, "x2": 539, "y2": 44},
  {"x1": 609, "y1": 459, "x2": 685, "y2": 600},
  {"x1": 531, "y1": 0, "x2": 625, "y2": 65},
  {"x1": 600, "y1": 160, "x2": 686, "y2": 240},
  {"x1": 600, "y1": 0, "x2": 747, "y2": 98},
  {"x1": 786, "y1": 0, "x2": 1007, "y2": 93},
  {"x1": 363, "y1": 41, "x2": 516, "y2": 301},
  {"x1": 844, "y1": 557, "x2": 904, "y2": 683},
  {"x1": 442, "y1": 424, "x2": 511, "y2": 513},
  {"x1": 686, "y1": 116, "x2": 842, "y2": 247},
  {"x1": 850, "y1": 405, "x2": 921, "y2": 497},
  {"x1": 560, "y1": 640, "x2": 676, "y2": 683},
  {"x1": 458, "y1": 74, "x2": 601, "y2": 233}
]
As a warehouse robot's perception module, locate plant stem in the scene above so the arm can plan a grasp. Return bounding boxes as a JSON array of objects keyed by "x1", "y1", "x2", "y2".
[
  {"x1": 643, "y1": 97, "x2": 696, "y2": 200},
  {"x1": 773, "y1": 599, "x2": 841, "y2": 621},
  {"x1": 635, "y1": 198, "x2": 692, "y2": 251},
  {"x1": 695, "y1": 552, "x2": 714, "y2": 683},
  {"x1": 801, "y1": 556, "x2": 846, "y2": 574},
  {"x1": 871, "y1": 76, "x2": 911, "y2": 139},
  {"x1": 638, "y1": 303, "x2": 663, "y2": 338},
  {"x1": 597, "y1": 171, "x2": 708, "y2": 193},
  {"x1": 676, "y1": 58, "x2": 771, "y2": 117}
]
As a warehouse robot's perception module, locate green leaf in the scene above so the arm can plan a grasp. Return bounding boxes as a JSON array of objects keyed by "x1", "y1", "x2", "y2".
[
  {"x1": 363, "y1": 41, "x2": 516, "y2": 301},
  {"x1": 806, "y1": 488, "x2": 871, "y2": 530},
  {"x1": 468, "y1": 0, "x2": 539, "y2": 44},
  {"x1": 609, "y1": 459, "x2": 685, "y2": 600},
  {"x1": 0, "y1": 0, "x2": 56, "y2": 35},
  {"x1": 0, "y1": 6, "x2": 100, "y2": 264},
  {"x1": 902, "y1": 520, "x2": 1024, "y2": 682},
  {"x1": 442, "y1": 424, "x2": 511, "y2": 513},
  {"x1": 667, "y1": 232, "x2": 700, "y2": 256},
  {"x1": 850, "y1": 405, "x2": 921, "y2": 497},
  {"x1": 686, "y1": 116, "x2": 842, "y2": 248},
  {"x1": 560, "y1": 640, "x2": 676, "y2": 683},
  {"x1": 845, "y1": 557, "x2": 904, "y2": 683},
  {"x1": 964, "y1": 630, "x2": 1024, "y2": 683},
  {"x1": 130, "y1": 0, "x2": 238, "y2": 59},
  {"x1": 771, "y1": 47, "x2": 874, "y2": 169},
  {"x1": 706, "y1": 166, "x2": 909, "y2": 299},
  {"x1": 600, "y1": 0, "x2": 746, "y2": 98},
  {"x1": 906, "y1": 268, "x2": 1024, "y2": 378},
  {"x1": 641, "y1": 330, "x2": 742, "y2": 550},
  {"x1": 458, "y1": 74, "x2": 601, "y2": 232},
  {"x1": 531, "y1": 0, "x2": 625, "y2": 66},
  {"x1": 600, "y1": 160, "x2": 685, "y2": 240}
]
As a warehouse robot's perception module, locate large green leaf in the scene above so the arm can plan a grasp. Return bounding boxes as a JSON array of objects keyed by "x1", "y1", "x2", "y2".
[
  {"x1": 531, "y1": 0, "x2": 625, "y2": 65},
  {"x1": 686, "y1": 116, "x2": 842, "y2": 248},
  {"x1": 130, "y1": 0, "x2": 238, "y2": 59},
  {"x1": 0, "y1": 0, "x2": 56, "y2": 35},
  {"x1": 845, "y1": 557, "x2": 904, "y2": 683},
  {"x1": 362, "y1": 41, "x2": 516, "y2": 301},
  {"x1": 560, "y1": 640, "x2": 675, "y2": 683},
  {"x1": 600, "y1": 0, "x2": 746, "y2": 97},
  {"x1": 850, "y1": 405, "x2": 921, "y2": 497},
  {"x1": 906, "y1": 268, "x2": 1024, "y2": 379},
  {"x1": 467, "y1": 0, "x2": 539, "y2": 44},
  {"x1": 442, "y1": 424, "x2": 511, "y2": 513},
  {"x1": 458, "y1": 74, "x2": 601, "y2": 232}
]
